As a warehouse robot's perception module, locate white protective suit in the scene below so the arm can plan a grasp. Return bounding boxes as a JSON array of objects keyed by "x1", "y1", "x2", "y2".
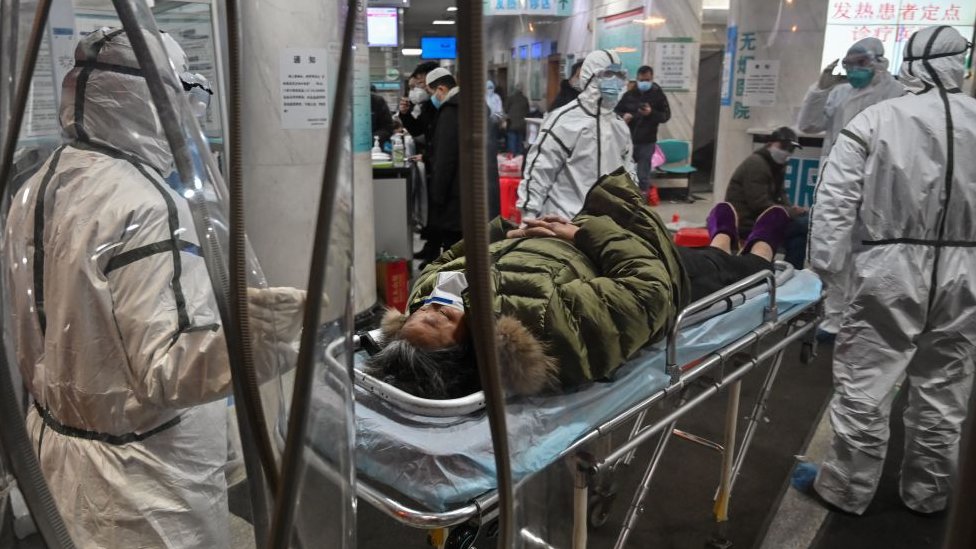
[
  {"x1": 3, "y1": 28, "x2": 301, "y2": 547},
  {"x1": 809, "y1": 26, "x2": 976, "y2": 515},
  {"x1": 796, "y1": 37, "x2": 905, "y2": 334},
  {"x1": 517, "y1": 50, "x2": 637, "y2": 219},
  {"x1": 486, "y1": 80, "x2": 504, "y2": 122}
]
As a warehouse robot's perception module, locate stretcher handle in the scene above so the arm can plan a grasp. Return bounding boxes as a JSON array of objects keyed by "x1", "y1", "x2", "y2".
[{"x1": 666, "y1": 269, "x2": 778, "y2": 383}]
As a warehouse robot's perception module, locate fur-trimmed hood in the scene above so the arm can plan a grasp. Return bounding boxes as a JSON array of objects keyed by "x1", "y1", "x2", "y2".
[{"x1": 378, "y1": 308, "x2": 557, "y2": 397}]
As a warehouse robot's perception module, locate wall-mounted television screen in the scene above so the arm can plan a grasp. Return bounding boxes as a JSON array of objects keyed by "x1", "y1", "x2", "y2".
[
  {"x1": 421, "y1": 36, "x2": 457, "y2": 59},
  {"x1": 367, "y1": 7, "x2": 398, "y2": 47}
]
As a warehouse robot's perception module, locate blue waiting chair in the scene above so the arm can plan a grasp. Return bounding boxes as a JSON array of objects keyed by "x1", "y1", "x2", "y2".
[{"x1": 652, "y1": 139, "x2": 697, "y2": 202}]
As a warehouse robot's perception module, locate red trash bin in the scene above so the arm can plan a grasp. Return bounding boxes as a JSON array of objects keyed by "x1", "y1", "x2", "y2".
[
  {"x1": 674, "y1": 227, "x2": 711, "y2": 247},
  {"x1": 499, "y1": 176, "x2": 522, "y2": 223}
]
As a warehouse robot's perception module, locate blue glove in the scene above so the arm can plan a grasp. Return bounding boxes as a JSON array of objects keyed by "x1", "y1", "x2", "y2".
[{"x1": 791, "y1": 461, "x2": 819, "y2": 493}]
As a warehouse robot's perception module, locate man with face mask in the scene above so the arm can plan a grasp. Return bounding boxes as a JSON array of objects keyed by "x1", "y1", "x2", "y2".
[
  {"x1": 797, "y1": 37, "x2": 904, "y2": 340},
  {"x1": 517, "y1": 50, "x2": 637, "y2": 220},
  {"x1": 398, "y1": 61, "x2": 441, "y2": 261},
  {"x1": 807, "y1": 25, "x2": 976, "y2": 516},
  {"x1": 615, "y1": 65, "x2": 671, "y2": 192},
  {"x1": 399, "y1": 61, "x2": 439, "y2": 154},
  {"x1": 423, "y1": 67, "x2": 463, "y2": 257},
  {"x1": 2, "y1": 28, "x2": 306, "y2": 548},
  {"x1": 724, "y1": 127, "x2": 807, "y2": 268}
]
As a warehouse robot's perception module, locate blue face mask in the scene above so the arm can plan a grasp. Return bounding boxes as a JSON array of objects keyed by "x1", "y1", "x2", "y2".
[
  {"x1": 846, "y1": 67, "x2": 874, "y2": 89},
  {"x1": 637, "y1": 80, "x2": 652, "y2": 92},
  {"x1": 599, "y1": 77, "x2": 624, "y2": 106},
  {"x1": 430, "y1": 92, "x2": 443, "y2": 109}
]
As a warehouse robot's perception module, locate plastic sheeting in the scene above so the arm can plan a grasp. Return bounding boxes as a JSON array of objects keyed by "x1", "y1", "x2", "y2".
[{"x1": 304, "y1": 270, "x2": 821, "y2": 511}]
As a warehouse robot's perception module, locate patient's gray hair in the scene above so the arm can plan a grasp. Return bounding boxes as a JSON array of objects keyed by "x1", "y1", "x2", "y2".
[{"x1": 365, "y1": 338, "x2": 479, "y2": 400}]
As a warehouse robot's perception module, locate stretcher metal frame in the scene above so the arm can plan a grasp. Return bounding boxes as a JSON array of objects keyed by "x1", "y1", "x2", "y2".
[{"x1": 351, "y1": 269, "x2": 822, "y2": 548}]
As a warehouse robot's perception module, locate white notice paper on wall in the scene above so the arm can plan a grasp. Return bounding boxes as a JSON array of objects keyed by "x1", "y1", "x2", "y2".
[
  {"x1": 742, "y1": 60, "x2": 780, "y2": 108},
  {"x1": 653, "y1": 40, "x2": 693, "y2": 91},
  {"x1": 279, "y1": 48, "x2": 329, "y2": 129}
]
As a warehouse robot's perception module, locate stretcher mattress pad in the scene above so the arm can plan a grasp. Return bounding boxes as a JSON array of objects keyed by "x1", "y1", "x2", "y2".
[{"x1": 300, "y1": 270, "x2": 821, "y2": 511}]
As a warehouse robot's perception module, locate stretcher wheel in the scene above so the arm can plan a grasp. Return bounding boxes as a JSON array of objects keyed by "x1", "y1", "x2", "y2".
[
  {"x1": 588, "y1": 492, "x2": 617, "y2": 529},
  {"x1": 705, "y1": 536, "x2": 734, "y2": 549}
]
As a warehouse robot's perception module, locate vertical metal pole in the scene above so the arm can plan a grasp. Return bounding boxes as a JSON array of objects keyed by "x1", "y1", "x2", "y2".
[
  {"x1": 727, "y1": 326, "x2": 794, "y2": 493},
  {"x1": 220, "y1": 0, "x2": 274, "y2": 543},
  {"x1": 0, "y1": 0, "x2": 51, "y2": 197},
  {"x1": 614, "y1": 421, "x2": 677, "y2": 549},
  {"x1": 456, "y1": 3, "x2": 516, "y2": 548},
  {"x1": 0, "y1": 1, "x2": 75, "y2": 546},
  {"x1": 572, "y1": 463, "x2": 588, "y2": 549},
  {"x1": 623, "y1": 410, "x2": 648, "y2": 465},
  {"x1": 268, "y1": 0, "x2": 358, "y2": 545},
  {"x1": 713, "y1": 381, "x2": 742, "y2": 524}
]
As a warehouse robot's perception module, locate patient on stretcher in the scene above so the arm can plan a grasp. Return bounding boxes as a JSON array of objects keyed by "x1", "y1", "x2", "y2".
[{"x1": 367, "y1": 171, "x2": 791, "y2": 399}]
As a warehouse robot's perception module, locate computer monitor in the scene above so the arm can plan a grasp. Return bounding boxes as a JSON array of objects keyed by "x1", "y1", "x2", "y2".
[
  {"x1": 367, "y1": 7, "x2": 398, "y2": 47},
  {"x1": 421, "y1": 36, "x2": 457, "y2": 60}
]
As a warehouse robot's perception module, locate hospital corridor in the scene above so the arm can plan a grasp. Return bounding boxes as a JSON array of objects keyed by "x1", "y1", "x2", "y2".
[{"x1": 0, "y1": 1, "x2": 974, "y2": 548}]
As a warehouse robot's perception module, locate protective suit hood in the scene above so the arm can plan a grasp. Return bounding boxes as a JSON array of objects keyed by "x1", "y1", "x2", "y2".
[
  {"x1": 899, "y1": 26, "x2": 970, "y2": 93},
  {"x1": 578, "y1": 49, "x2": 623, "y2": 112},
  {"x1": 60, "y1": 28, "x2": 181, "y2": 174},
  {"x1": 847, "y1": 37, "x2": 889, "y2": 71}
]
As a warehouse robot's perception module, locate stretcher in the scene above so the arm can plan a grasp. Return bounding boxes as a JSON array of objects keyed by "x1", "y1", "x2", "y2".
[{"x1": 300, "y1": 263, "x2": 823, "y2": 549}]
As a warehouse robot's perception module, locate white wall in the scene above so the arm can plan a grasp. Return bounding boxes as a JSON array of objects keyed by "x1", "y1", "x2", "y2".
[
  {"x1": 712, "y1": 0, "x2": 830, "y2": 200},
  {"x1": 485, "y1": 0, "x2": 703, "y2": 143}
]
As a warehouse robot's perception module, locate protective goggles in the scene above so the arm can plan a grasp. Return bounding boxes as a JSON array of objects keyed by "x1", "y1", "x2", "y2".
[
  {"x1": 841, "y1": 52, "x2": 877, "y2": 69},
  {"x1": 596, "y1": 64, "x2": 628, "y2": 81}
]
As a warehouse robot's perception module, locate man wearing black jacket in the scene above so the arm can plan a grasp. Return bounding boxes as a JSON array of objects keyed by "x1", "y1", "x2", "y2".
[
  {"x1": 614, "y1": 65, "x2": 671, "y2": 191},
  {"x1": 399, "y1": 61, "x2": 441, "y2": 261},
  {"x1": 724, "y1": 127, "x2": 808, "y2": 268},
  {"x1": 423, "y1": 68, "x2": 462, "y2": 262},
  {"x1": 399, "y1": 61, "x2": 440, "y2": 158},
  {"x1": 549, "y1": 60, "x2": 583, "y2": 112}
]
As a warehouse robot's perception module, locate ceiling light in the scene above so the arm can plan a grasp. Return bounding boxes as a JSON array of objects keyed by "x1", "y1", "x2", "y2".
[
  {"x1": 633, "y1": 16, "x2": 667, "y2": 26},
  {"x1": 402, "y1": 48, "x2": 422, "y2": 56},
  {"x1": 433, "y1": 19, "x2": 455, "y2": 25},
  {"x1": 447, "y1": 6, "x2": 457, "y2": 11}
]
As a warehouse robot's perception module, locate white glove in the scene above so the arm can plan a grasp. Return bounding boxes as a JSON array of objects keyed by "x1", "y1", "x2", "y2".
[
  {"x1": 248, "y1": 286, "x2": 309, "y2": 344},
  {"x1": 818, "y1": 59, "x2": 846, "y2": 90}
]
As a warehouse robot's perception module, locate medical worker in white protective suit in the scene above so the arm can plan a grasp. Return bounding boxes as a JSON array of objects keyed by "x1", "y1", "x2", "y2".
[
  {"x1": 3, "y1": 28, "x2": 304, "y2": 547},
  {"x1": 809, "y1": 25, "x2": 976, "y2": 515},
  {"x1": 796, "y1": 37, "x2": 904, "y2": 339},
  {"x1": 517, "y1": 49, "x2": 637, "y2": 219}
]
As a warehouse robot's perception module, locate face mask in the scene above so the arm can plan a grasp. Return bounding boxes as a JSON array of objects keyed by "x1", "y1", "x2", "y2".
[
  {"x1": 430, "y1": 91, "x2": 444, "y2": 109},
  {"x1": 598, "y1": 77, "x2": 624, "y2": 107},
  {"x1": 409, "y1": 87, "x2": 429, "y2": 104},
  {"x1": 637, "y1": 81, "x2": 652, "y2": 92},
  {"x1": 569, "y1": 76, "x2": 580, "y2": 90},
  {"x1": 769, "y1": 147, "x2": 792, "y2": 165},
  {"x1": 846, "y1": 67, "x2": 875, "y2": 89},
  {"x1": 426, "y1": 271, "x2": 468, "y2": 311}
]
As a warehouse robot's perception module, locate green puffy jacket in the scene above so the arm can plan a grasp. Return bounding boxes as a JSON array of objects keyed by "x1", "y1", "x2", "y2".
[{"x1": 404, "y1": 170, "x2": 690, "y2": 390}]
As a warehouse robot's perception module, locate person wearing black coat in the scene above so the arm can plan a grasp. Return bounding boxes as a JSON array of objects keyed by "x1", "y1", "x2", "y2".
[
  {"x1": 549, "y1": 60, "x2": 583, "y2": 112},
  {"x1": 370, "y1": 90, "x2": 394, "y2": 146},
  {"x1": 614, "y1": 65, "x2": 671, "y2": 191},
  {"x1": 424, "y1": 69, "x2": 463, "y2": 262}
]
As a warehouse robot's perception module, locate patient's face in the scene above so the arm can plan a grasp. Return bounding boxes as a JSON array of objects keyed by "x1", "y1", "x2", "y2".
[{"x1": 400, "y1": 303, "x2": 467, "y2": 350}]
